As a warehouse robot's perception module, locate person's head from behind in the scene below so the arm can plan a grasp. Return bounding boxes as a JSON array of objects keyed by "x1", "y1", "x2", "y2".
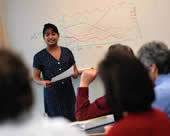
[
  {"x1": 152, "y1": 51, "x2": 170, "y2": 75},
  {"x1": 43, "y1": 23, "x2": 60, "y2": 47},
  {"x1": 0, "y1": 49, "x2": 33, "y2": 122},
  {"x1": 137, "y1": 41, "x2": 169, "y2": 82},
  {"x1": 107, "y1": 44, "x2": 134, "y2": 57},
  {"x1": 99, "y1": 54, "x2": 155, "y2": 114}
]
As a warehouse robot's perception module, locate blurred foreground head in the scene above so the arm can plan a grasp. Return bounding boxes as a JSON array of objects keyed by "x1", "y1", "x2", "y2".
[{"x1": 0, "y1": 48, "x2": 33, "y2": 122}]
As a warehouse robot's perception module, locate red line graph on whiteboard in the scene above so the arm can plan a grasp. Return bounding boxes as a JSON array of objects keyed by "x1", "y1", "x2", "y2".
[{"x1": 31, "y1": 0, "x2": 142, "y2": 49}]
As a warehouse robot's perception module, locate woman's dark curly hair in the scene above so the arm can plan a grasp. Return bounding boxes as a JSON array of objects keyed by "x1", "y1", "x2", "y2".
[{"x1": 99, "y1": 53, "x2": 155, "y2": 113}]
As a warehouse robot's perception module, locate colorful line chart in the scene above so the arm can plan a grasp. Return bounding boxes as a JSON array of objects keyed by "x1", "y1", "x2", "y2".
[{"x1": 30, "y1": 0, "x2": 142, "y2": 68}]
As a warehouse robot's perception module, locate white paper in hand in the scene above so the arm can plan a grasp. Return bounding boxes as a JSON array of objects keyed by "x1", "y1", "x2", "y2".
[{"x1": 51, "y1": 66, "x2": 74, "y2": 82}]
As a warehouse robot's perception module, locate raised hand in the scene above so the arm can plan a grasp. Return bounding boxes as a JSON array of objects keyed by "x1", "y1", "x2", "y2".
[{"x1": 80, "y1": 68, "x2": 98, "y2": 87}]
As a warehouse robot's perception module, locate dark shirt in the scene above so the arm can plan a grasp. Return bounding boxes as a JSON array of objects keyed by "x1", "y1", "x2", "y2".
[{"x1": 33, "y1": 47, "x2": 76, "y2": 121}]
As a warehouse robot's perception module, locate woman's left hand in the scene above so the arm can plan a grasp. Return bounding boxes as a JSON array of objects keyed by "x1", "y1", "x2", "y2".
[{"x1": 71, "y1": 64, "x2": 79, "y2": 79}]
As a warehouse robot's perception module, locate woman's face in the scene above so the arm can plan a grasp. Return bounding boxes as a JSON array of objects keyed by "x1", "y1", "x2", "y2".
[{"x1": 43, "y1": 29, "x2": 59, "y2": 46}]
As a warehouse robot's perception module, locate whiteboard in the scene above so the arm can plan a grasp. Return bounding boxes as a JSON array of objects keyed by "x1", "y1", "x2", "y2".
[{"x1": 3, "y1": 0, "x2": 170, "y2": 73}]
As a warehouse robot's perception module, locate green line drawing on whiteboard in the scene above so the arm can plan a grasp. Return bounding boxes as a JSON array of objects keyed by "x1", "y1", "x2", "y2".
[
  {"x1": 70, "y1": 37, "x2": 136, "y2": 50},
  {"x1": 134, "y1": 20, "x2": 143, "y2": 39},
  {"x1": 30, "y1": 0, "x2": 142, "y2": 50}
]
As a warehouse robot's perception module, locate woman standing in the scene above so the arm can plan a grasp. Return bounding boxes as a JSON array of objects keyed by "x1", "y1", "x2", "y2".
[{"x1": 33, "y1": 23, "x2": 79, "y2": 121}]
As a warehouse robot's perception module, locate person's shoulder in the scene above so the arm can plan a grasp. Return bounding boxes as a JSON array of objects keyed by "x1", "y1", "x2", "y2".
[
  {"x1": 34, "y1": 48, "x2": 46, "y2": 57},
  {"x1": 154, "y1": 82, "x2": 170, "y2": 101},
  {"x1": 61, "y1": 46, "x2": 72, "y2": 53},
  {"x1": 107, "y1": 122, "x2": 132, "y2": 136},
  {"x1": 151, "y1": 108, "x2": 170, "y2": 130},
  {"x1": 152, "y1": 108, "x2": 169, "y2": 118},
  {"x1": 108, "y1": 109, "x2": 170, "y2": 136},
  {"x1": 155, "y1": 74, "x2": 170, "y2": 88}
]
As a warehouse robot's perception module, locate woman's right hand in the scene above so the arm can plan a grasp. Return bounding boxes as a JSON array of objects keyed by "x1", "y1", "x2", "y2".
[
  {"x1": 80, "y1": 68, "x2": 98, "y2": 87},
  {"x1": 41, "y1": 80, "x2": 53, "y2": 88}
]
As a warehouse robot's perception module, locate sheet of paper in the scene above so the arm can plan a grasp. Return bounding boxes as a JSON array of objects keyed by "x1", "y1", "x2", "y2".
[{"x1": 51, "y1": 66, "x2": 74, "y2": 82}]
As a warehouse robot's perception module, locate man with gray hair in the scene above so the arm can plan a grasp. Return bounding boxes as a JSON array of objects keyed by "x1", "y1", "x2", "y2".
[{"x1": 137, "y1": 41, "x2": 170, "y2": 118}]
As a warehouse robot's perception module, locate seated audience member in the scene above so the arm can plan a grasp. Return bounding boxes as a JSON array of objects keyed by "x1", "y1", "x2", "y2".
[
  {"x1": 75, "y1": 44, "x2": 134, "y2": 121},
  {"x1": 98, "y1": 53, "x2": 170, "y2": 136},
  {"x1": 0, "y1": 48, "x2": 85, "y2": 136},
  {"x1": 137, "y1": 41, "x2": 170, "y2": 118}
]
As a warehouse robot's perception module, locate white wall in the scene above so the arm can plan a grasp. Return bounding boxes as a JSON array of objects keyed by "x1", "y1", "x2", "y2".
[
  {"x1": 0, "y1": 0, "x2": 7, "y2": 47},
  {"x1": 3, "y1": 0, "x2": 170, "y2": 69},
  {"x1": 0, "y1": 0, "x2": 3, "y2": 17}
]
